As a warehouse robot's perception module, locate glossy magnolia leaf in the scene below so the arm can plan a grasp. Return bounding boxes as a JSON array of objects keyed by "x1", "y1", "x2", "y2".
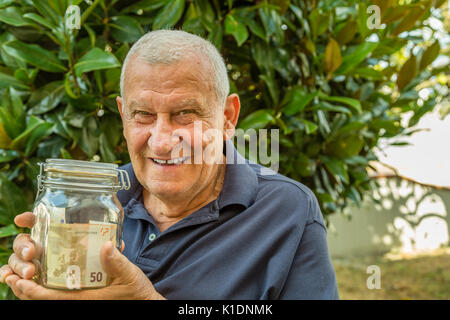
[
  {"x1": 2, "y1": 40, "x2": 67, "y2": 73},
  {"x1": 238, "y1": 109, "x2": 274, "y2": 131},
  {"x1": 0, "y1": 71, "x2": 29, "y2": 90},
  {"x1": 319, "y1": 95, "x2": 362, "y2": 114},
  {"x1": 24, "y1": 122, "x2": 54, "y2": 156},
  {"x1": 282, "y1": 89, "x2": 316, "y2": 116},
  {"x1": 392, "y1": 6, "x2": 427, "y2": 36},
  {"x1": 0, "y1": 149, "x2": 19, "y2": 163},
  {"x1": 110, "y1": 16, "x2": 144, "y2": 43},
  {"x1": 335, "y1": 20, "x2": 357, "y2": 45},
  {"x1": 301, "y1": 119, "x2": 318, "y2": 135},
  {"x1": 320, "y1": 155, "x2": 349, "y2": 184},
  {"x1": 325, "y1": 134, "x2": 365, "y2": 158},
  {"x1": 28, "y1": 81, "x2": 65, "y2": 115},
  {"x1": 325, "y1": 38, "x2": 342, "y2": 74},
  {"x1": 23, "y1": 12, "x2": 55, "y2": 29},
  {"x1": 225, "y1": 14, "x2": 249, "y2": 47},
  {"x1": 0, "y1": 87, "x2": 26, "y2": 139},
  {"x1": 0, "y1": 6, "x2": 30, "y2": 27},
  {"x1": 74, "y1": 48, "x2": 120, "y2": 76},
  {"x1": 121, "y1": 0, "x2": 169, "y2": 13},
  {"x1": 0, "y1": 124, "x2": 11, "y2": 148},
  {"x1": 419, "y1": 41, "x2": 440, "y2": 71},
  {"x1": 0, "y1": 173, "x2": 28, "y2": 225},
  {"x1": 0, "y1": 224, "x2": 19, "y2": 238},
  {"x1": 397, "y1": 55, "x2": 417, "y2": 91},
  {"x1": 195, "y1": 0, "x2": 215, "y2": 32},
  {"x1": 9, "y1": 115, "x2": 44, "y2": 150},
  {"x1": 335, "y1": 41, "x2": 378, "y2": 75},
  {"x1": 152, "y1": 0, "x2": 185, "y2": 30},
  {"x1": 99, "y1": 133, "x2": 116, "y2": 163}
]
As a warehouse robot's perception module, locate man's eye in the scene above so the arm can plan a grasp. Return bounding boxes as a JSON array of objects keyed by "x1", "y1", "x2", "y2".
[{"x1": 177, "y1": 110, "x2": 194, "y2": 116}]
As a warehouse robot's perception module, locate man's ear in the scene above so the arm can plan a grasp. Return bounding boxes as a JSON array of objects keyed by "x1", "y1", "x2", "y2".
[
  {"x1": 223, "y1": 93, "x2": 240, "y2": 140},
  {"x1": 117, "y1": 96, "x2": 124, "y2": 118}
]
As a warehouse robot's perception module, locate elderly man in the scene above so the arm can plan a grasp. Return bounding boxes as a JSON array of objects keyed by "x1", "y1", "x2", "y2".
[{"x1": 0, "y1": 30, "x2": 339, "y2": 300}]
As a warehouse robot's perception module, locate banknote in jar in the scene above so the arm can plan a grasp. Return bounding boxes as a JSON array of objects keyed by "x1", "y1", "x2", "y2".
[{"x1": 44, "y1": 219, "x2": 117, "y2": 289}]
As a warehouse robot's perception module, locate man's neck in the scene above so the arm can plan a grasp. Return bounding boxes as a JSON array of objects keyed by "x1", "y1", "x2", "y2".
[{"x1": 142, "y1": 163, "x2": 226, "y2": 233}]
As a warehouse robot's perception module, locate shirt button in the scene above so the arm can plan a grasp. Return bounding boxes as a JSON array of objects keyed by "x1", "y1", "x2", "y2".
[{"x1": 148, "y1": 233, "x2": 156, "y2": 242}]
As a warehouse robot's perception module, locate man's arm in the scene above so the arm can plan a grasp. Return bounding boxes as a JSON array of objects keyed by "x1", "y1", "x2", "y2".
[{"x1": 278, "y1": 218, "x2": 339, "y2": 299}]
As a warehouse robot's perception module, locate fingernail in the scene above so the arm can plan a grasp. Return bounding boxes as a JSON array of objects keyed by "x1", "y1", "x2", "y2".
[
  {"x1": 0, "y1": 270, "x2": 5, "y2": 283},
  {"x1": 22, "y1": 247, "x2": 30, "y2": 259}
]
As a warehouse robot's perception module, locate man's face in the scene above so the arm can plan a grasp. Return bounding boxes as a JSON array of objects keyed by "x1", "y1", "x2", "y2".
[{"x1": 117, "y1": 55, "x2": 232, "y2": 200}]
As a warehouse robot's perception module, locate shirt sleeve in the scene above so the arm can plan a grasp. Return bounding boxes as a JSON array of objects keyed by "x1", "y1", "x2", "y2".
[{"x1": 277, "y1": 195, "x2": 340, "y2": 300}]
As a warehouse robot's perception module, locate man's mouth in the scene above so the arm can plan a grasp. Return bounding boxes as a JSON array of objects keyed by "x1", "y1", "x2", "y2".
[{"x1": 150, "y1": 156, "x2": 190, "y2": 166}]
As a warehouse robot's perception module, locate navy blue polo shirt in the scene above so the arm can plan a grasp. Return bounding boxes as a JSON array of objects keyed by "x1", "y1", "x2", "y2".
[{"x1": 117, "y1": 142, "x2": 339, "y2": 300}]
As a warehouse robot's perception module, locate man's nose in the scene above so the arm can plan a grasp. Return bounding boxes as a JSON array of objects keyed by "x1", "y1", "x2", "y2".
[{"x1": 148, "y1": 116, "x2": 182, "y2": 155}]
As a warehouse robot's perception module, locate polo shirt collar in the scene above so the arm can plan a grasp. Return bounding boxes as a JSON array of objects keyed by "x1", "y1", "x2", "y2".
[
  {"x1": 217, "y1": 139, "x2": 259, "y2": 210},
  {"x1": 121, "y1": 139, "x2": 259, "y2": 220}
]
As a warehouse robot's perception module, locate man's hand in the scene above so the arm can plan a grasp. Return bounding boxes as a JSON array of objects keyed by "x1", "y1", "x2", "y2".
[{"x1": 0, "y1": 212, "x2": 165, "y2": 300}]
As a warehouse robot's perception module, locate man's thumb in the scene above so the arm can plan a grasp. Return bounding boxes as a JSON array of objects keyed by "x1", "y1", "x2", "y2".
[{"x1": 100, "y1": 241, "x2": 132, "y2": 280}]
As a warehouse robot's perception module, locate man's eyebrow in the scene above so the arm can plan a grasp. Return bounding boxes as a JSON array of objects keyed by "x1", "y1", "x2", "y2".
[{"x1": 173, "y1": 99, "x2": 202, "y2": 109}]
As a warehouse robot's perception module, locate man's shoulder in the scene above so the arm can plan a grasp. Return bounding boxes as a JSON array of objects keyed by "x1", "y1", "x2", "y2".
[{"x1": 247, "y1": 162, "x2": 324, "y2": 226}]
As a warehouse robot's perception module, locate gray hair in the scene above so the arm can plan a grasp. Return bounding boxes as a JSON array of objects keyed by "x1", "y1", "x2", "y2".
[{"x1": 119, "y1": 29, "x2": 230, "y2": 107}]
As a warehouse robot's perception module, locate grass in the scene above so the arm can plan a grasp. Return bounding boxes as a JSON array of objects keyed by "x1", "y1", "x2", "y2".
[{"x1": 333, "y1": 250, "x2": 450, "y2": 300}]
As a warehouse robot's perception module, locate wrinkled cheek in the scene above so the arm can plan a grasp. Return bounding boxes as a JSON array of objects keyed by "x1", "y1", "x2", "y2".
[{"x1": 124, "y1": 126, "x2": 151, "y2": 158}]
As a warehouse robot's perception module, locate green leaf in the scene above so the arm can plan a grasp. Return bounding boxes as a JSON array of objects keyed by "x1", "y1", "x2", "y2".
[
  {"x1": 2, "y1": 40, "x2": 67, "y2": 73},
  {"x1": 325, "y1": 38, "x2": 342, "y2": 74},
  {"x1": 320, "y1": 155, "x2": 349, "y2": 184},
  {"x1": 74, "y1": 48, "x2": 121, "y2": 76},
  {"x1": 23, "y1": 12, "x2": 55, "y2": 29},
  {"x1": 0, "y1": 71, "x2": 29, "y2": 90},
  {"x1": 0, "y1": 6, "x2": 30, "y2": 27},
  {"x1": 301, "y1": 119, "x2": 318, "y2": 135},
  {"x1": 0, "y1": 123, "x2": 11, "y2": 148},
  {"x1": 121, "y1": 0, "x2": 169, "y2": 14},
  {"x1": 28, "y1": 81, "x2": 65, "y2": 115},
  {"x1": 282, "y1": 89, "x2": 316, "y2": 116},
  {"x1": 392, "y1": 6, "x2": 427, "y2": 36},
  {"x1": 325, "y1": 134, "x2": 364, "y2": 158},
  {"x1": 0, "y1": 173, "x2": 28, "y2": 225},
  {"x1": 225, "y1": 14, "x2": 249, "y2": 47},
  {"x1": 335, "y1": 41, "x2": 378, "y2": 75},
  {"x1": 319, "y1": 94, "x2": 362, "y2": 114},
  {"x1": 24, "y1": 122, "x2": 54, "y2": 156},
  {"x1": 195, "y1": 0, "x2": 215, "y2": 32},
  {"x1": 110, "y1": 16, "x2": 144, "y2": 43},
  {"x1": 397, "y1": 55, "x2": 417, "y2": 91},
  {"x1": 152, "y1": 0, "x2": 185, "y2": 30},
  {"x1": 238, "y1": 109, "x2": 275, "y2": 131},
  {"x1": 31, "y1": 0, "x2": 62, "y2": 25},
  {"x1": 99, "y1": 133, "x2": 116, "y2": 163},
  {"x1": 260, "y1": 72, "x2": 279, "y2": 105},
  {"x1": 0, "y1": 224, "x2": 19, "y2": 238},
  {"x1": 0, "y1": 149, "x2": 20, "y2": 163},
  {"x1": 9, "y1": 115, "x2": 44, "y2": 150},
  {"x1": 0, "y1": 0, "x2": 14, "y2": 9},
  {"x1": 419, "y1": 41, "x2": 440, "y2": 71},
  {"x1": 0, "y1": 87, "x2": 26, "y2": 139}
]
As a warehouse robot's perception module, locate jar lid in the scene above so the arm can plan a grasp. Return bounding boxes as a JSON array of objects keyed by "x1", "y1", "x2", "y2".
[
  {"x1": 43, "y1": 159, "x2": 119, "y2": 177},
  {"x1": 36, "y1": 159, "x2": 130, "y2": 198}
]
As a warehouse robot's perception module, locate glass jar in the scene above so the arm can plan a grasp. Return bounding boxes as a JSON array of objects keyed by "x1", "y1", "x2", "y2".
[{"x1": 30, "y1": 159, "x2": 130, "y2": 290}]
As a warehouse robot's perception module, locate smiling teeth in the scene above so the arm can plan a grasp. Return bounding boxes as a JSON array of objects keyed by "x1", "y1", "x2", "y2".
[{"x1": 153, "y1": 157, "x2": 187, "y2": 165}]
